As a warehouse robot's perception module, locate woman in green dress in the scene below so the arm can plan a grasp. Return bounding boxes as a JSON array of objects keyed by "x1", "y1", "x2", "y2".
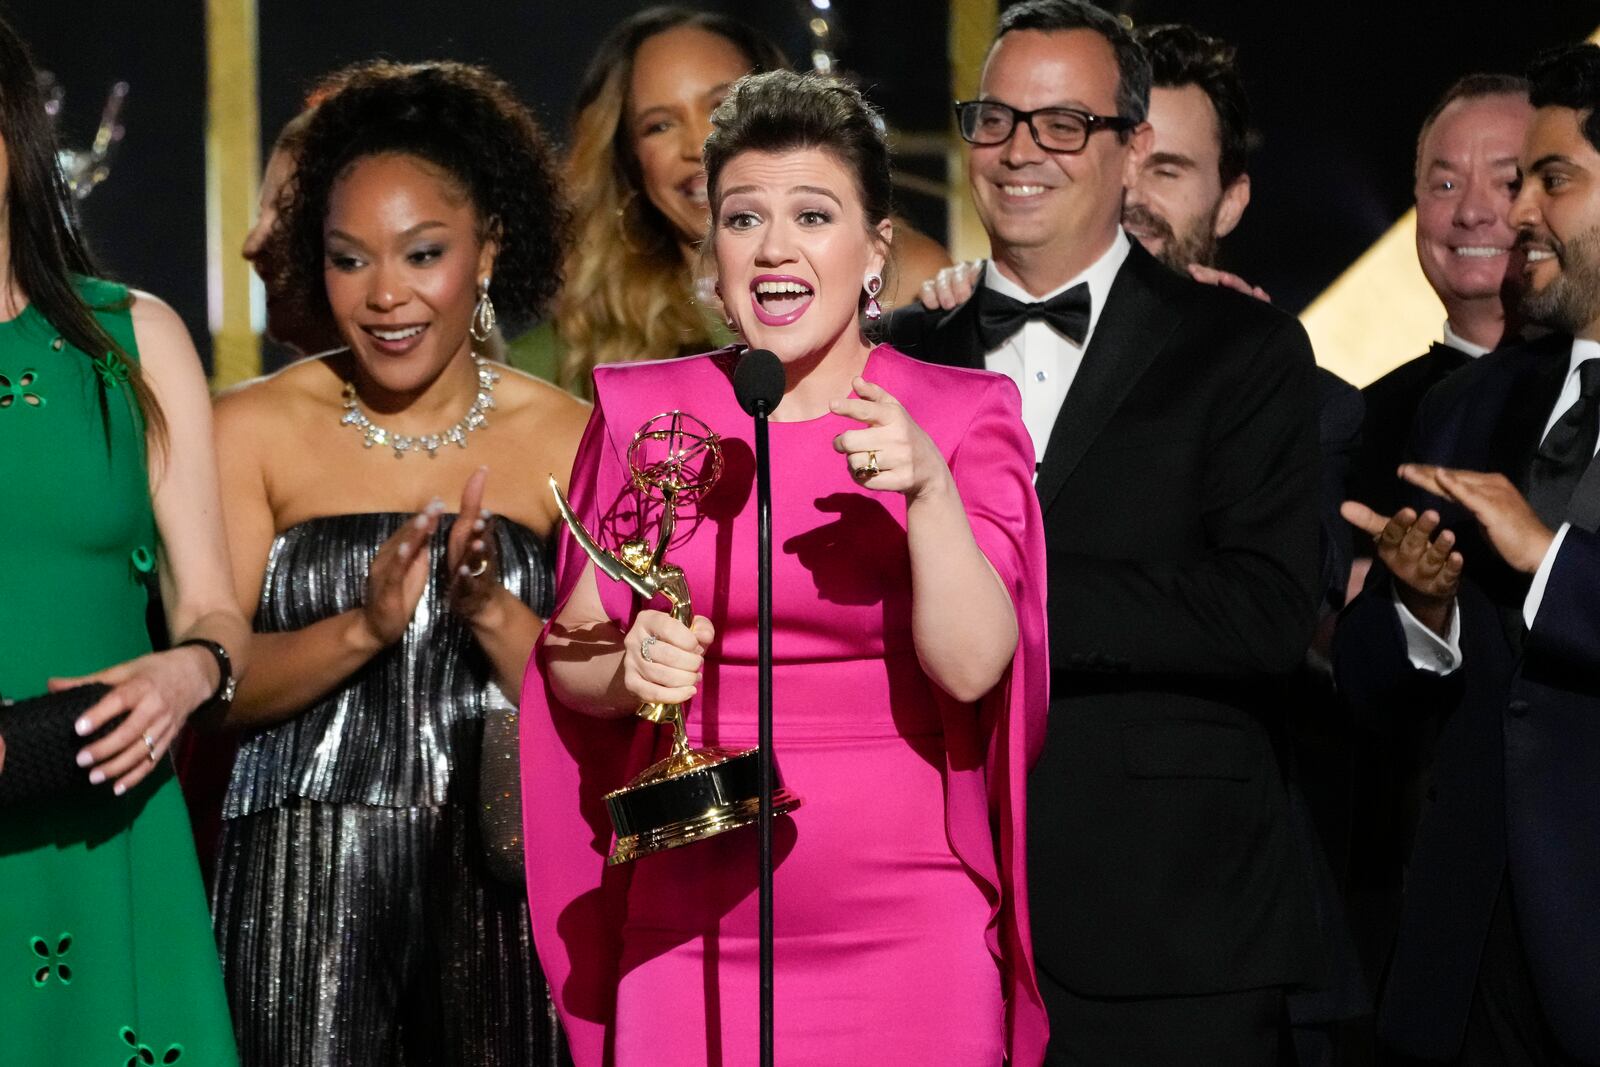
[{"x1": 0, "y1": 16, "x2": 247, "y2": 1066}]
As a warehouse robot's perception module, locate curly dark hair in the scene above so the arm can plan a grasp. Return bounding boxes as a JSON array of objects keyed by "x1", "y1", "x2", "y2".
[
  {"x1": 277, "y1": 60, "x2": 569, "y2": 335},
  {"x1": 1528, "y1": 44, "x2": 1600, "y2": 153}
]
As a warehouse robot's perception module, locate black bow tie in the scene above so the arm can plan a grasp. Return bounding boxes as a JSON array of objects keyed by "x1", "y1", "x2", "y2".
[{"x1": 975, "y1": 281, "x2": 1092, "y2": 351}]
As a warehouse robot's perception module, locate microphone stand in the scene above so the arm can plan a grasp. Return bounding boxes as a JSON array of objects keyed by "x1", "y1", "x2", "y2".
[{"x1": 754, "y1": 397, "x2": 775, "y2": 1067}]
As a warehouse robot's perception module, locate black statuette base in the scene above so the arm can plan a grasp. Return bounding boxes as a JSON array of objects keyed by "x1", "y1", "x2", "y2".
[{"x1": 605, "y1": 746, "x2": 801, "y2": 865}]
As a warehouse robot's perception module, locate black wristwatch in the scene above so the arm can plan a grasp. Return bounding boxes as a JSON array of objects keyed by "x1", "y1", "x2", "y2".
[{"x1": 177, "y1": 638, "x2": 236, "y2": 712}]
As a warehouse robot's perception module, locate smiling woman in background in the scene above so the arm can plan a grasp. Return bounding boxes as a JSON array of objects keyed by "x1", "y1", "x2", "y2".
[
  {"x1": 505, "y1": 7, "x2": 784, "y2": 391},
  {"x1": 208, "y1": 61, "x2": 587, "y2": 1066},
  {"x1": 506, "y1": 5, "x2": 951, "y2": 395}
]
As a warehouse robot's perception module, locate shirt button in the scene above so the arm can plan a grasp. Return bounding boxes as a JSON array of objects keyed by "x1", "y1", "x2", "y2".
[{"x1": 1035, "y1": 370, "x2": 1048, "y2": 382}]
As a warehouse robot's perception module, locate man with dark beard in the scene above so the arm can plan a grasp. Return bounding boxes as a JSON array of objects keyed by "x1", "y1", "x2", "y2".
[
  {"x1": 1123, "y1": 24, "x2": 1364, "y2": 618},
  {"x1": 1121, "y1": 24, "x2": 1254, "y2": 288},
  {"x1": 1336, "y1": 42, "x2": 1600, "y2": 1066}
]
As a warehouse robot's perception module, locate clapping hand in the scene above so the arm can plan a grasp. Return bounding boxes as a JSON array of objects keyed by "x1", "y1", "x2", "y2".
[
  {"x1": 360, "y1": 497, "x2": 443, "y2": 648},
  {"x1": 1341, "y1": 500, "x2": 1463, "y2": 636},
  {"x1": 830, "y1": 377, "x2": 951, "y2": 500},
  {"x1": 1398, "y1": 464, "x2": 1554, "y2": 575},
  {"x1": 447, "y1": 466, "x2": 502, "y2": 625}
]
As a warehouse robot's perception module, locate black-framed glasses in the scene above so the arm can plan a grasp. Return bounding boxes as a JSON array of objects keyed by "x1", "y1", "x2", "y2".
[{"x1": 954, "y1": 100, "x2": 1136, "y2": 154}]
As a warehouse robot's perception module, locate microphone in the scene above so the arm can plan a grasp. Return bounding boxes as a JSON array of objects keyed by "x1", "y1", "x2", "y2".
[
  {"x1": 734, "y1": 348, "x2": 785, "y2": 417},
  {"x1": 734, "y1": 345, "x2": 783, "y2": 1067}
]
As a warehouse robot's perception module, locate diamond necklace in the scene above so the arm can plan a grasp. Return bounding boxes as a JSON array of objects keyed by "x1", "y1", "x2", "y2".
[{"x1": 340, "y1": 355, "x2": 500, "y2": 458}]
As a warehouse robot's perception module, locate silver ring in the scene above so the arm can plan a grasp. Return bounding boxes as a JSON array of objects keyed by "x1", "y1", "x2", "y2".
[
  {"x1": 467, "y1": 557, "x2": 489, "y2": 578},
  {"x1": 142, "y1": 732, "x2": 157, "y2": 763},
  {"x1": 640, "y1": 635, "x2": 657, "y2": 663}
]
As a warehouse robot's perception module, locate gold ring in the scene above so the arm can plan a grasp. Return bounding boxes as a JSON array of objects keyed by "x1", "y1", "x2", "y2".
[
  {"x1": 854, "y1": 450, "x2": 880, "y2": 481},
  {"x1": 142, "y1": 733, "x2": 157, "y2": 763},
  {"x1": 467, "y1": 558, "x2": 489, "y2": 578}
]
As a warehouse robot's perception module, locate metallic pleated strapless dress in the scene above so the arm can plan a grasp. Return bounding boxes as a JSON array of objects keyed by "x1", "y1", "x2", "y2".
[{"x1": 212, "y1": 513, "x2": 564, "y2": 1067}]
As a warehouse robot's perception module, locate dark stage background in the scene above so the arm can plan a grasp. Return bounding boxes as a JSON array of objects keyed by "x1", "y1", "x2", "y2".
[{"x1": 8, "y1": 0, "x2": 1598, "y2": 367}]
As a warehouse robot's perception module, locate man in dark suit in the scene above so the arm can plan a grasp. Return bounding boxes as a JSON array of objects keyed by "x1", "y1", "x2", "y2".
[
  {"x1": 882, "y1": 3, "x2": 1324, "y2": 1062},
  {"x1": 1349, "y1": 76, "x2": 1534, "y2": 522},
  {"x1": 1336, "y1": 43, "x2": 1600, "y2": 1065},
  {"x1": 1124, "y1": 21, "x2": 1364, "y2": 618},
  {"x1": 1338, "y1": 74, "x2": 1536, "y2": 1009}
]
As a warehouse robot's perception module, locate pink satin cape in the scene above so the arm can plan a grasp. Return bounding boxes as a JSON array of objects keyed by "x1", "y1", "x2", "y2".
[{"x1": 520, "y1": 346, "x2": 1049, "y2": 1065}]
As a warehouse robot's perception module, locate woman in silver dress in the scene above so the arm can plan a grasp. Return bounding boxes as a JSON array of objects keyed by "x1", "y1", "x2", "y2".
[{"x1": 208, "y1": 61, "x2": 589, "y2": 1065}]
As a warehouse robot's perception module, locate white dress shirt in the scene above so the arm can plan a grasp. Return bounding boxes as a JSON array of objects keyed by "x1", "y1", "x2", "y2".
[
  {"x1": 981, "y1": 230, "x2": 1132, "y2": 463},
  {"x1": 1441, "y1": 319, "x2": 1493, "y2": 359},
  {"x1": 1398, "y1": 336, "x2": 1600, "y2": 672}
]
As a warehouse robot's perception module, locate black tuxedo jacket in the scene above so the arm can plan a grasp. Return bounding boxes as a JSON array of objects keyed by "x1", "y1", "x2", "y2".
[
  {"x1": 1349, "y1": 343, "x2": 1474, "y2": 522},
  {"x1": 883, "y1": 240, "x2": 1325, "y2": 997},
  {"x1": 1334, "y1": 332, "x2": 1600, "y2": 1062},
  {"x1": 1317, "y1": 368, "x2": 1364, "y2": 610}
]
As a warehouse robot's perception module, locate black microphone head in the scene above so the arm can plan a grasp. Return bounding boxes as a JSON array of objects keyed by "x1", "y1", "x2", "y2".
[{"x1": 733, "y1": 348, "x2": 785, "y2": 417}]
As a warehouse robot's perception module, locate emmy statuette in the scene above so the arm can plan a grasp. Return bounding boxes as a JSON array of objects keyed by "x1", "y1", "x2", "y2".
[{"x1": 549, "y1": 410, "x2": 801, "y2": 864}]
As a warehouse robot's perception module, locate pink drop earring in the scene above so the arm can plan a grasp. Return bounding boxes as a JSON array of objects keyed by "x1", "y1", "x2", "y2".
[{"x1": 863, "y1": 272, "x2": 883, "y2": 320}]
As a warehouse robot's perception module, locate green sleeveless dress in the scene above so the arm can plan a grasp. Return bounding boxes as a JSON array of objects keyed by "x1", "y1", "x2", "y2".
[{"x1": 0, "y1": 279, "x2": 239, "y2": 1066}]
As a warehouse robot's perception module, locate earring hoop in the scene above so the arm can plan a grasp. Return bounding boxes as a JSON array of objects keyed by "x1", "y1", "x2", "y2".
[{"x1": 470, "y1": 277, "x2": 497, "y2": 343}]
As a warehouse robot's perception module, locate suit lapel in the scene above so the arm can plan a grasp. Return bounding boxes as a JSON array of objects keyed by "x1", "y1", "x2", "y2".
[
  {"x1": 1467, "y1": 335, "x2": 1570, "y2": 652},
  {"x1": 1568, "y1": 452, "x2": 1600, "y2": 531},
  {"x1": 1494, "y1": 333, "x2": 1600, "y2": 531},
  {"x1": 1488, "y1": 334, "x2": 1571, "y2": 492},
  {"x1": 1034, "y1": 244, "x2": 1185, "y2": 516}
]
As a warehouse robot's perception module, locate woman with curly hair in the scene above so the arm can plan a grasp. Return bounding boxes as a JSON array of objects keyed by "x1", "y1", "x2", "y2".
[
  {"x1": 506, "y1": 5, "x2": 951, "y2": 394},
  {"x1": 208, "y1": 60, "x2": 587, "y2": 1066}
]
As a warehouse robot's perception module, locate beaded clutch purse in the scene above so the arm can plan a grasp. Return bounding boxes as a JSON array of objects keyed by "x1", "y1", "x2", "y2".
[
  {"x1": 478, "y1": 706, "x2": 525, "y2": 885},
  {"x1": 0, "y1": 684, "x2": 115, "y2": 807}
]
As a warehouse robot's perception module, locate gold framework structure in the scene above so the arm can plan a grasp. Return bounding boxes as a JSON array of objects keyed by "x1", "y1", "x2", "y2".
[{"x1": 205, "y1": 0, "x2": 260, "y2": 390}]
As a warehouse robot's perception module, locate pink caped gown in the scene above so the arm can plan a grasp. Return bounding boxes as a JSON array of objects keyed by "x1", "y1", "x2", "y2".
[{"x1": 521, "y1": 345, "x2": 1049, "y2": 1066}]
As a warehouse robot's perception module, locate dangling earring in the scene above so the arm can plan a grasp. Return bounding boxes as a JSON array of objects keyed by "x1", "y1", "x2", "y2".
[
  {"x1": 470, "y1": 277, "x2": 497, "y2": 343},
  {"x1": 863, "y1": 272, "x2": 884, "y2": 320}
]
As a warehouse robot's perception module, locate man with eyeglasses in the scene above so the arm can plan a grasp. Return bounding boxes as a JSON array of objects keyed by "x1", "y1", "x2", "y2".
[{"x1": 883, "y1": 2, "x2": 1324, "y2": 1063}]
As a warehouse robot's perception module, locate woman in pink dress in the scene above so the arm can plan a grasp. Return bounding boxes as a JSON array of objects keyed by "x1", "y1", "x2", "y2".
[{"x1": 521, "y1": 70, "x2": 1049, "y2": 1066}]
